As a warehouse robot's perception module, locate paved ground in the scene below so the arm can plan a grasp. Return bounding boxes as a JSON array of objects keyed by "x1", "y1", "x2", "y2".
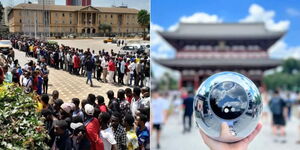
[
  {"x1": 15, "y1": 39, "x2": 140, "y2": 103},
  {"x1": 151, "y1": 110, "x2": 300, "y2": 150},
  {"x1": 51, "y1": 38, "x2": 148, "y2": 54}
]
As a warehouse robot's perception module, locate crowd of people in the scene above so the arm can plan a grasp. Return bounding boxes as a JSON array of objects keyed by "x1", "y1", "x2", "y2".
[
  {"x1": 0, "y1": 36, "x2": 151, "y2": 150},
  {"x1": 10, "y1": 36, "x2": 150, "y2": 88},
  {"x1": 37, "y1": 86, "x2": 150, "y2": 150}
]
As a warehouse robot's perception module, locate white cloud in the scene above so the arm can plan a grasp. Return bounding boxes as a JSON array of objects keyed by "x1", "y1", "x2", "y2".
[
  {"x1": 286, "y1": 8, "x2": 300, "y2": 17},
  {"x1": 269, "y1": 40, "x2": 300, "y2": 59},
  {"x1": 240, "y1": 4, "x2": 290, "y2": 31},
  {"x1": 180, "y1": 12, "x2": 223, "y2": 23},
  {"x1": 168, "y1": 12, "x2": 222, "y2": 31},
  {"x1": 150, "y1": 22, "x2": 175, "y2": 58}
]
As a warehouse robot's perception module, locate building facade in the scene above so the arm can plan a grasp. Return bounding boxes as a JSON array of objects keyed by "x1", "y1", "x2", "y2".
[
  {"x1": 66, "y1": 0, "x2": 91, "y2": 6},
  {"x1": 8, "y1": 3, "x2": 143, "y2": 37},
  {"x1": 38, "y1": 0, "x2": 55, "y2": 5},
  {"x1": 156, "y1": 23, "x2": 285, "y2": 89}
]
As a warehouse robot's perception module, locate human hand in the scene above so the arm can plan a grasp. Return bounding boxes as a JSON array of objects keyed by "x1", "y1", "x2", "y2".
[{"x1": 200, "y1": 122, "x2": 262, "y2": 150}]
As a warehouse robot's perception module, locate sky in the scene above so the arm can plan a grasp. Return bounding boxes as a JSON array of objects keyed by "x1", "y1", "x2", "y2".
[
  {"x1": 0, "y1": 0, "x2": 149, "y2": 10},
  {"x1": 151, "y1": 0, "x2": 300, "y2": 77}
]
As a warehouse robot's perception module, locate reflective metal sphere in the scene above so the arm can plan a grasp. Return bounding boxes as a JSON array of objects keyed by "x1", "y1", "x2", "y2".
[{"x1": 194, "y1": 72, "x2": 262, "y2": 142}]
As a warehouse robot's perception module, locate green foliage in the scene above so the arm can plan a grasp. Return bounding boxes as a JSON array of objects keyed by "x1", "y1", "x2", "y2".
[
  {"x1": 137, "y1": 10, "x2": 150, "y2": 39},
  {"x1": 98, "y1": 24, "x2": 112, "y2": 36},
  {"x1": 0, "y1": 83, "x2": 49, "y2": 150},
  {"x1": 282, "y1": 58, "x2": 300, "y2": 74},
  {"x1": 157, "y1": 72, "x2": 178, "y2": 90},
  {"x1": 263, "y1": 58, "x2": 300, "y2": 91},
  {"x1": 0, "y1": 2, "x2": 3, "y2": 23}
]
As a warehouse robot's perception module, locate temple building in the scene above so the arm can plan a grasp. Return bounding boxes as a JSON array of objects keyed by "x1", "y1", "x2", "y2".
[
  {"x1": 8, "y1": 3, "x2": 143, "y2": 37},
  {"x1": 156, "y1": 23, "x2": 285, "y2": 89}
]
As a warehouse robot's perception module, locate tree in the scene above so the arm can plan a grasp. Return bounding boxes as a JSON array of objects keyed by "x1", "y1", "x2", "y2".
[
  {"x1": 0, "y1": 2, "x2": 3, "y2": 23},
  {"x1": 137, "y1": 9, "x2": 150, "y2": 40},
  {"x1": 282, "y1": 58, "x2": 300, "y2": 74},
  {"x1": 98, "y1": 24, "x2": 112, "y2": 37}
]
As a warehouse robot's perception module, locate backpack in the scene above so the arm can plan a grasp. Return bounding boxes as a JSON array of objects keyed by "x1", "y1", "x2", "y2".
[{"x1": 269, "y1": 97, "x2": 283, "y2": 115}]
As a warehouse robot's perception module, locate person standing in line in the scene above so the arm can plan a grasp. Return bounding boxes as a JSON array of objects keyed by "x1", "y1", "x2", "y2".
[
  {"x1": 125, "y1": 59, "x2": 130, "y2": 86},
  {"x1": 99, "y1": 112, "x2": 117, "y2": 150},
  {"x1": 128, "y1": 60, "x2": 136, "y2": 86},
  {"x1": 41, "y1": 65, "x2": 49, "y2": 94},
  {"x1": 101, "y1": 57, "x2": 109, "y2": 83},
  {"x1": 123, "y1": 114, "x2": 139, "y2": 150},
  {"x1": 85, "y1": 55, "x2": 94, "y2": 87},
  {"x1": 108, "y1": 57, "x2": 116, "y2": 84}
]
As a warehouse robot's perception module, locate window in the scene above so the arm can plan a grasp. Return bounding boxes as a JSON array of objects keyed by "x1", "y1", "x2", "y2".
[
  {"x1": 132, "y1": 15, "x2": 134, "y2": 19},
  {"x1": 105, "y1": 15, "x2": 107, "y2": 18},
  {"x1": 20, "y1": 19, "x2": 22, "y2": 23},
  {"x1": 127, "y1": 15, "x2": 129, "y2": 19},
  {"x1": 111, "y1": 22, "x2": 112, "y2": 25},
  {"x1": 111, "y1": 15, "x2": 113, "y2": 18},
  {"x1": 99, "y1": 15, "x2": 101, "y2": 18},
  {"x1": 70, "y1": 28, "x2": 72, "y2": 32},
  {"x1": 70, "y1": 21, "x2": 72, "y2": 24},
  {"x1": 55, "y1": 20, "x2": 58, "y2": 24},
  {"x1": 62, "y1": 20, "x2": 65, "y2": 24},
  {"x1": 70, "y1": 13, "x2": 72, "y2": 17},
  {"x1": 62, "y1": 13, "x2": 65, "y2": 17},
  {"x1": 56, "y1": 13, "x2": 58, "y2": 16}
]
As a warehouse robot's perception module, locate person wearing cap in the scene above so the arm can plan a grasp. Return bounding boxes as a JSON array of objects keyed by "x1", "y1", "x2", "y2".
[
  {"x1": 84, "y1": 104, "x2": 104, "y2": 150},
  {"x1": 99, "y1": 112, "x2": 117, "y2": 150},
  {"x1": 60, "y1": 102, "x2": 74, "y2": 124},
  {"x1": 52, "y1": 120, "x2": 72, "y2": 150}
]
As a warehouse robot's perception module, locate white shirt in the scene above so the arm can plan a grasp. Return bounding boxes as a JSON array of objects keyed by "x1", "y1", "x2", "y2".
[
  {"x1": 101, "y1": 60, "x2": 108, "y2": 69},
  {"x1": 22, "y1": 77, "x2": 32, "y2": 87},
  {"x1": 99, "y1": 127, "x2": 117, "y2": 150},
  {"x1": 151, "y1": 98, "x2": 169, "y2": 124},
  {"x1": 128, "y1": 62, "x2": 136, "y2": 74}
]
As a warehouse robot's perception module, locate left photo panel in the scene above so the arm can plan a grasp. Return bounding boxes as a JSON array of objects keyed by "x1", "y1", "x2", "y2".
[{"x1": 0, "y1": 0, "x2": 150, "y2": 149}]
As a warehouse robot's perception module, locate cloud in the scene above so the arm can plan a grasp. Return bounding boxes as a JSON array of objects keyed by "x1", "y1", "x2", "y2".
[
  {"x1": 286, "y1": 8, "x2": 300, "y2": 17},
  {"x1": 169, "y1": 12, "x2": 222, "y2": 31},
  {"x1": 269, "y1": 40, "x2": 300, "y2": 59},
  {"x1": 150, "y1": 22, "x2": 175, "y2": 58},
  {"x1": 240, "y1": 4, "x2": 290, "y2": 31}
]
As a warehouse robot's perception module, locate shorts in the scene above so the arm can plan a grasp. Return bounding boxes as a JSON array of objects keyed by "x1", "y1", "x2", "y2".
[
  {"x1": 153, "y1": 124, "x2": 161, "y2": 131},
  {"x1": 272, "y1": 114, "x2": 286, "y2": 126}
]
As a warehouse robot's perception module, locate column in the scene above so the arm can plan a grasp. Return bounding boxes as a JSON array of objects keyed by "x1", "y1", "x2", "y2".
[{"x1": 85, "y1": 12, "x2": 88, "y2": 25}]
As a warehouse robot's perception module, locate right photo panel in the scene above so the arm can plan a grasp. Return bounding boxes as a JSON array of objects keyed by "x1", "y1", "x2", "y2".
[{"x1": 151, "y1": 0, "x2": 300, "y2": 150}]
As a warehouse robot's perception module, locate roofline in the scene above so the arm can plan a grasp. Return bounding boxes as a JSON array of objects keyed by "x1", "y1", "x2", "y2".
[{"x1": 11, "y1": 3, "x2": 140, "y2": 13}]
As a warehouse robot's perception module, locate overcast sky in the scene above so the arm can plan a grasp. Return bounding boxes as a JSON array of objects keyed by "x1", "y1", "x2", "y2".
[{"x1": 1, "y1": 0, "x2": 149, "y2": 10}]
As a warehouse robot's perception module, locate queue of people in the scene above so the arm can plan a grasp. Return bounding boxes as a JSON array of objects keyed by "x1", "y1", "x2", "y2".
[{"x1": 10, "y1": 36, "x2": 150, "y2": 88}]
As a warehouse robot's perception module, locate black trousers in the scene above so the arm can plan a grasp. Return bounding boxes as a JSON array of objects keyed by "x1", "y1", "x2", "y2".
[{"x1": 183, "y1": 114, "x2": 192, "y2": 132}]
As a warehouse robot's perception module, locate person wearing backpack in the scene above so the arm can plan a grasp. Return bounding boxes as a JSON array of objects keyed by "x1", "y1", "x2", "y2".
[{"x1": 269, "y1": 90, "x2": 288, "y2": 143}]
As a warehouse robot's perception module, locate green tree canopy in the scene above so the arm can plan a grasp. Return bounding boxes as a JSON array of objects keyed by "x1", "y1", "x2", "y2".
[
  {"x1": 98, "y1": 24, "x2": 112, "y2": 36},
  {"x1": 137, "y1": 10, "x2": 150, "y2": 39}
]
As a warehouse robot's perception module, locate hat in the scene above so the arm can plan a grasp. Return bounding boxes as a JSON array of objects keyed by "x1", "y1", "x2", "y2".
[
  {"x1": 84, "y1": 104, "x2": 94, "y2": 116},
  {"x1": 60, "y1": 103, "x2": 74, "y2": 114},
  {"x1": 70, "y1": 122, "x2": 83, "y2": 130}
]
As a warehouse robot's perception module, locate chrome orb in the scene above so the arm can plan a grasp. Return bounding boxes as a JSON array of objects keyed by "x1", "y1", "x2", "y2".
[{"x1": 194, "y1": 72, "x2": 262, "y2": 142}]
